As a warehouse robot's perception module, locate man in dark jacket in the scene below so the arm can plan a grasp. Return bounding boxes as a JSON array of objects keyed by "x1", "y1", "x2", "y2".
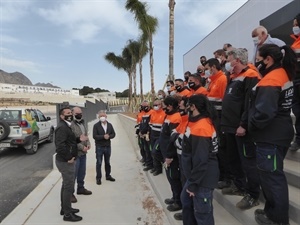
[
  {"x1": 93, "y1": 111, "x2": 116, "y2": 185},
  {"x1": 55, "y1": 107, "x2": 87, "y2": 222}
]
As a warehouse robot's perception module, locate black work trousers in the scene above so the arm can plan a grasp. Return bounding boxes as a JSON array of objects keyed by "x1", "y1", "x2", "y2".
[
  {"x1": 151, "y1": 138, "x2": 162, "y2": 172},
  {"x1": 165, "y1": 157, "x2": 182, "y2": 206},
  {"x1": 224, "y1": 132, "x2": 246, "y2": 191},
  {"x1": 235, "y1": 135, "x2": 260, "y2": 199}
]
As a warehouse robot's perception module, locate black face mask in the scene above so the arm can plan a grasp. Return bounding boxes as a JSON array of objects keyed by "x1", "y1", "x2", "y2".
[
  {"x1": 75, "y1": 114, "x2": 82, "y2": 120},
  {"x1": 255, "y1": 60, "x2": 267, "y2": 76},
  {"x1": 179, "y1": 108, "x2": 186, "y2": 115},
  {"x1": 201, "y1": 61, "x2": 206, "y2": 66},
  {"x1": 143, "y1": 106, "x2": 150, "y2": 112},
  {"x1": 64, "y1": 115, "x2": 73, "y2": 122},
  {"x1": 184, "y1": 76, "x2": 189, "y2": 81},
  {"x1": 188, "y1": 82, "x2": 195, "y2": 89},
  {"x1": 175, "y1": 85, "x2": 181, "y2": 91}
]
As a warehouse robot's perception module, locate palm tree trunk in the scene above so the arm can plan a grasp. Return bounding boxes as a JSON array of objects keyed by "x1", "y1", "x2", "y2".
[
  {"x1": 128, "y1": 72, "x2": 133, "y2": 112},
  {"x1": 149, "y1": 35, "x2": 155, "y2": 102},
  {"x1": 133, "y1": 66, "x2": 137, "y2": 110},
  {"x1": 139, "y1": 59, "x2": 144, "y2": 101},
  {"x1": 169, "y1": 0, "x2": 175, "y2": 81}
]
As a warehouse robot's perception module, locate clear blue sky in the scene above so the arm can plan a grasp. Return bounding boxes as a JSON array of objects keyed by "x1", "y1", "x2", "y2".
[{"x1": 0, "y1": 0, "x2": 247, "y2": 93}]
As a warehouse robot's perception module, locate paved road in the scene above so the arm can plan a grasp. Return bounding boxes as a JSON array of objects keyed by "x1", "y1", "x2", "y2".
[{"x1": 0, "y1": 141, "x2": 54, "y2": 222}]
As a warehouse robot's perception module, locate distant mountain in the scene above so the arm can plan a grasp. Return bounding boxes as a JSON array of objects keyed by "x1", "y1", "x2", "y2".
[
  {"x1": 0, "y1": 69, "x2": 59, "y2": 88},
  {"x1": 34, "y1": 82, "x2": 60, "y2": 88},
  {"x1": 0, "y1": 69, "x2": 32, "y2": 85}
]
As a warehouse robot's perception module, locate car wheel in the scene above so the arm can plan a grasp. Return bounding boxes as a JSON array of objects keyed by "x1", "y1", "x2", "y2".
[
  {"x1": 0, "y1": 121, "x2": 10, "y2": 141},
  {"x1": 26, "y1": 135, "x2": 38, "y2": 154},
  {"x1": 47, "y1": 128, "x2": 54, "y2": 143}
]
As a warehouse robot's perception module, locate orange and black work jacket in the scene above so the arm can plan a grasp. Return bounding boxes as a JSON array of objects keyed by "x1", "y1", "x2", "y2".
[
  {"x1": 176, "y1": 86, "x2": 191, "y2": 97},
  {"x1": 159, "y1": 110, "x2": 181, "y2": 159},
  {"x1": 221, "y1": 67, "x2": 260, "y2": 133},
  {"x1": 190, "y1": 85, "x2": 208, "y2": 96},
  {"x1": 171, "y1": 113, "x2": 189, "y2": 154},
  {"x1": 149, "y1": 109, "x2": 166, "y2": 139},
  {"x1": 248, "y1": 67, "x2": 294, "y2": 148},
  {"x1": 291, "y1": 34, "x2": 300, "y2": 85},
  {"x1": 139, "y1": 109, "x2": 154, "y2": 135},
  {"x1": 181, "y1": 115, "x2": 219, "y2": 192},
  {"x1": 135, "y1": 111, "x2": 145, "y2": 135},
  {"x1": 207, "y1": 70, "x2": 227, "y2": 111}
]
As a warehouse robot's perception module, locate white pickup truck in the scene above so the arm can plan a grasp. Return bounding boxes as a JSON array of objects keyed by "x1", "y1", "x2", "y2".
[{"x1": 0, "y1": 108, "x2": 55, "y2": 154}]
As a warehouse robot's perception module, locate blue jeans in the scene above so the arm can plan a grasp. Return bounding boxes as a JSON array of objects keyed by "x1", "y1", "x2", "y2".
[
  {"x1": 75, "y1": 154, "x2": 86, "y2": 191},
  {"x1": 181, "y1": 182, "x2": 215, "y2": 225},
  {"x1": 95, "y1": 146, "x2": 111, "y2": 180}
]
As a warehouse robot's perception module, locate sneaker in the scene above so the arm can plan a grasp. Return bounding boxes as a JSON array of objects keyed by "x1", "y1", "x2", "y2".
[
  {"x1": 222, "y1": 184, "x2": 245, "y2": 196},
  {"x1": 167, "y1": 203, "x2": 182, "y2": 212},
  {"x1": 77, "y1": 188, "x2": 92, "y2": 195},
  {"x1": 174, "y1": 212, "x2": 183, "y2": 220},
  {"x1": 289, "y1": 142, "x2": 300, "y2": 151},
  {"x1": 236, "y1": 194, "x2": 259, "y2": 210},
  {"x1": 164, "y1": 198, "x2": 174, "y2": 205},
  {"x1": 255, "y1": 213, "x2": 289, "y2": 225},
  {"x1": 71, "y1": 194, "x2": 77, "y2": 203}
]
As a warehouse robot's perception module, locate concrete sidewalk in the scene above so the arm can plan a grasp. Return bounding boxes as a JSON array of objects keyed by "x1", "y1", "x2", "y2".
[{"x1": 2, "y1": 114, "x2": 241, "y2": 225}]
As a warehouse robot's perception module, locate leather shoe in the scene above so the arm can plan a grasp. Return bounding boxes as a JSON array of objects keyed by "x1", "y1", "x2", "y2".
[
  {"x1": 106, "y1": 176, "x2": 116, "y2": 182},
  {"x1": 63, "y1": 213, "x2": 82, "y2": 222},
  {"x1": 96, "y1": 179, "x2": 101, "y2": 185},
  {"x1": 71, "y1": 194, "x2": 77, "y2": 203},
  {"x1": 60, "y1": 208, "x2": 80, "y2": 216},
  {"x1": 143, "y1": 166, "x2": 153, "y2": 171},
  {"x1": 77, "y1": 188, "x2": 92, "y2": 195},
  {"x1": 167, "y1": 203, "x2": 182, "y2": 212},
  {"x1": 153, "y1": 170, "x2": 162, "y2": 176}
]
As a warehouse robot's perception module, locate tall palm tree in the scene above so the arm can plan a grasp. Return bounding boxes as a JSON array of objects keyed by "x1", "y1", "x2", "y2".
[
  {"x1": 169, "y1": 0, "x2": 176, "y2": 81},
  {"x1": 125, "y1": 0, "x2": 159, "y2": 101}
]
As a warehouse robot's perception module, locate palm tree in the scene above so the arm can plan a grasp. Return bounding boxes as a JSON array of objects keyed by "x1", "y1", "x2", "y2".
[
  {"x1": 125, "y1": 0, "x2": 159, "y2": 102},
  {"x1": 104, "y1": 48, "x2": 133, "y2": 111},
  {"x1": 137, "y1": 34, "x2": 149, "y2": 101},
  {"x1": 169, "y1": 0, "x2": 175, "y2": 81}
]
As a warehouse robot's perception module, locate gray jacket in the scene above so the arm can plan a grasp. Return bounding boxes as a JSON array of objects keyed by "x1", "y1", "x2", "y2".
[{"x1": 70, "y1": 119, "x2": 91, "y2": 156}]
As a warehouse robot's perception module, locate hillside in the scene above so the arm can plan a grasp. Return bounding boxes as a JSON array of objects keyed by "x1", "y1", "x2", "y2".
[{"x1": 0, "y1": 69, "x2": 59, "y2": 88}]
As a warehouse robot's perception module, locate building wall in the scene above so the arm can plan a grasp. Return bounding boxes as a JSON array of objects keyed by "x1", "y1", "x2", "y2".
[{"x1": 183, "y1": 0, "x2": 293, "y2": 73}]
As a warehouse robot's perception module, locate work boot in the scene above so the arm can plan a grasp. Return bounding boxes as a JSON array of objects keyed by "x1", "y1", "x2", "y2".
[
  {"x1": 174, "y1": 212, "x2": 183, "y2": 220},
  {"x1": 167, "y1": 203, "x2": 182, "y2": 212},
  {"x1": 236, "y1": 194, "x2": 259, "y2": 210},
  {"x1": 255, "y1": 213, "x2": 289, "y2": 225},
  {"x1": 71, "y1": 194, "x2": 77, "y2": 203},
  {"x1": 222, "y1": 184, "x2": 245, "y2": 196},
  {"x1": 63, "y1": 213, "x2": 82, "y2": 222},
  {"x1": 164, "y1": 198, "x2": 174, "y2": 205},
  {"x1": 289, "y1": 142, "x2": 300, "y2": 151},
  {"x1": 77, "y1": 188, "x2": 92, "y2": 195},
  {"x1": 217, "y1": 180, "x2": 231, "y2": 189}
]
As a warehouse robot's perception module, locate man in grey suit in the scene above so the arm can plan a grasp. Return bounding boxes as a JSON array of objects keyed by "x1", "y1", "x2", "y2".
[
  {"x1": 70, "y1": 107, "x2": 92, "y2": 199},
  {"x1": 93, "y1": 111, "x2": 116, "y2": 185}
]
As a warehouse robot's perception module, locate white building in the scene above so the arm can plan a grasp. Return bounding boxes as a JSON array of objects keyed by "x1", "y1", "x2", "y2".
[
  {"x1": 0, "y1": 82, "x2": 79, "y2": 96},
  {"x1": 87, "y1": 92, "x2": 116, "y2": 103},
  {"x1": 183, "y1": 0, "x2": 298, "y2": 73}
]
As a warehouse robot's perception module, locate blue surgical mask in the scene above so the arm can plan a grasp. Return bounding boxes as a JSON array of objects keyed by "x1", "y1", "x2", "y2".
[{"x1": 293, "y1": 26, "x2": 300, "y2": 35}]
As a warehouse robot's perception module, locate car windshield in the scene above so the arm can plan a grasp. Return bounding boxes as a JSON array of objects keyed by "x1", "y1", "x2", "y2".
[{"x1": 0, "y1": 110, "x2": 21, "y2": 120}]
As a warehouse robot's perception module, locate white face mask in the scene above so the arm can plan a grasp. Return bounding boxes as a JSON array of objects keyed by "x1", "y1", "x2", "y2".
[
  {"x1": 166, "y1": 85, "x2": 171, "y2": 91},
  {"x1": 225, "y1": 62, "x2": 233, "y2": 73},
  {"x1": 293, "y1": 26, "x2": 300, "y2": 35},
  {"x1": 204, "y1": 70, "x2": 212, "y2": 78},
  {"x1": 253, "y1": 36, "x2": 259, "y2": 45},
  {"x1": 158, "y1": 94, "x2": 163, "y2": 99},
  {"x1": 100, "y1": 116, "x2": 106, "y2": 122},
  {"x1": 153, "y1": 106, "x2": 159, "y2": 111}
]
